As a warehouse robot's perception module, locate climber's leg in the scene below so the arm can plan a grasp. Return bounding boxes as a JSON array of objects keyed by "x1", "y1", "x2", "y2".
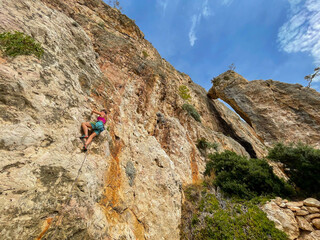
[
  {"x1": 81, "y1": 122, "x2": 92, "y2": 137},
  {"x1": 85, "y1": 132, "x2": 97, "y2": 147}
]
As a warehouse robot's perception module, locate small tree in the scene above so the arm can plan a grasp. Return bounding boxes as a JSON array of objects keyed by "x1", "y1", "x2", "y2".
[
  {"x1": 107, "y1": 0, "x2": 122, "y2": 11},
  {"x1": 304, "y1": 67, "x2": 320, "y2": 88},
  {"x1": 228, "y1": 63, "x2": 236, "y2": 71}
]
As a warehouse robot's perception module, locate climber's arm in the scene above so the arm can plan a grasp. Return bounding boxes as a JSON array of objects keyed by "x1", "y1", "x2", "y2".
[{"x1": 91, "y1": 110, "x2": 102, "y2": 116}]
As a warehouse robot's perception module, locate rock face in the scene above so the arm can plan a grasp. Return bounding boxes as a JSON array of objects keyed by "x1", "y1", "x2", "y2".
[
  {"x1": 262, "y1": 202, "x2": 299, "y2": 240},
  {"x1": 208, "y1": 71, "x2": 320, "y2": 147},
  {"x1": 263, "y1": 198, "x2": 320, "y2": 239},
  {"x1": 304, "y1": 198, "x2": 320, "y2": 208},
  {"x1": 0, "y1": 0, "x2": 267, "y2": 239}
]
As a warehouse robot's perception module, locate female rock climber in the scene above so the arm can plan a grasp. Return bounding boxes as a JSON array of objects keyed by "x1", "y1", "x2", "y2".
[{"x1": 80, "y1": 109, "x2": 107, "y2": 151}]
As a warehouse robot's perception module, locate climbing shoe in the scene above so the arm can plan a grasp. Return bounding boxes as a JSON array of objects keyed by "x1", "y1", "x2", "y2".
[{"x1": 82, "y1": 145, "x2": 88, "y2": 152}]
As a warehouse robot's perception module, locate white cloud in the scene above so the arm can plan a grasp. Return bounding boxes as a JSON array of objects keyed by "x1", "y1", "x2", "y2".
[
  {"x1": 278, "y1": 0, "x2": 320, "y2": 64},
  {"x1": 189, "y1": 15, "x2": 201, "y2": 46},
  {"x1": 188, "y1": 0, "x2": 212, "y2": 46},
  {"x1": 313, "y1": 77, "x2": 320, "y2": 82},
  {"x1": 202, "y1": 0, "x2": 211, "y2": 17},
  {"x1": 157, "y1": 0, "x2": 169, "y2": 13},
  {"x1": 221, "y1": 0, "x2": 234, "y2": 6}
]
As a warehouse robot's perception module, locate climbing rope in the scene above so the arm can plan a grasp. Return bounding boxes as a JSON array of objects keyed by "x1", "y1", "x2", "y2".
[
  {"x1": 44, "y1": 144, "x2": 91, "y2": 239},
  {"x1": 65, "y1": 148, "x2": 89, "y2": 204}
]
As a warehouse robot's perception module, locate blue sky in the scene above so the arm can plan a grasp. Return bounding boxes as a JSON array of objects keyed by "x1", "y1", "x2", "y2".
[{"x1": 106, "y1": 0, "x2": 320, "y2": 91}]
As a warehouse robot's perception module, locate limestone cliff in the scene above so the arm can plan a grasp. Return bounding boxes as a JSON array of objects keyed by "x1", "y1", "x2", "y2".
[
  {"x1": 208, "y1": 71, "x2": 320, "y2": 147},
  {"x1": 0, "y1": 0, "x2": 267, "y2": 239}
]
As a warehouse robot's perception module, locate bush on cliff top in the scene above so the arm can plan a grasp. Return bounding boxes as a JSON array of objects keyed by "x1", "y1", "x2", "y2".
[
  {"x1": 205, "y1": 151, "x2": 295, "y2": 199},
  {"x1": 0, "y1": 31, "x2": 44, "y2": 59},
  {"x1": 268, "y1": 142, "x2": 320, "y2": 198}
]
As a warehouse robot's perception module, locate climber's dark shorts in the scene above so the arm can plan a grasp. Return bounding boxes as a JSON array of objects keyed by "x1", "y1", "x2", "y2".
[{"x1": 90, "y1": 121, "x2": 104, "y2": 135}]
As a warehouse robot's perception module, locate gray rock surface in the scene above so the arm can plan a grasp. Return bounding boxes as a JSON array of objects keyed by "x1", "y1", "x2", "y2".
[
  {"x1": 312, "y1": 219, "x2": 320, "y2": 230},
  {"x1": 262, "y1": 201, "x2": 299, "y2": 240},
  {"x1": 304, "y1": 198, "x2": 320, "y2": 208}
]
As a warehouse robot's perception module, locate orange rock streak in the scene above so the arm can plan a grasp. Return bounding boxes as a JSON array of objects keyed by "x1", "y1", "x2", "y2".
[
  {"x1": 187, "y1": 136, "x2": 199, "y2": 183},
  {"x1": 99, "y1": 129, "x2": 123, "y2": 222},
  {"x1": 36, "y1": 217, "x2": 53, "y2": 240}
]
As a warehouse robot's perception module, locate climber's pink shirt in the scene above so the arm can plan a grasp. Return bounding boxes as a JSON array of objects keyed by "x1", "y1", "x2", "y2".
[{"x1": 97, "y1": 116, "x2": 106, "y2": 124}]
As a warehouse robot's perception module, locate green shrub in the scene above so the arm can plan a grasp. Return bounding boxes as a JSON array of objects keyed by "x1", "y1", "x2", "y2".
[
  {"x1": 142, "y1": 50, "x2": 148, "y2": 58},
  {"x1": 268, "y1": 142, "x2": 320, "y2": 198},
  {"x1": 182, "y1": 103, "x2": 201, "y2": 122},
  {"x1": 178, "y1": 85, "x2": 191, "y2": 102},
  {"x1": 211, "y1": 77, "x2": 220, "y2": 84},
  {"x1": 194, "y1": 199, "x2": 288, "y2": 240},
  {"x1": 0, "y1": 31, "x2": 44, "y2": 58},
  {"x1": 181, "y1": 185, "x2": 288, "y2": 240},
  {"x1": 196, "y1": 138, "x2": 218, "y2": 151},
  {"x1": 191, "y1": 214, "x2": 199, "y2": 226},
  {"x1": 98, "y1": 22, "x2": 105, "y2": 28},
  {"x1": 205, "y1": 151, "x2": 295, "y2": 199}
]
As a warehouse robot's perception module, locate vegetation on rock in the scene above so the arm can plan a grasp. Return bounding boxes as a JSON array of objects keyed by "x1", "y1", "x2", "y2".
[
  {"x1": 178, "y1": 85, "x2": 201, "y2": 122},
  {"x1": 204, "y1": 151, "x2": 295, "y2": 199},
  {"x1": 180, "y1": 184, "x2": 288, "y2": 240},
  {"x1": 142, "y1": 50, "x2": 148, "y2": 58},
  {"x1": 304, "y1": 67, "x2": 320, "y2": 88},
  {"x1": 228, "y1": 63, "x2": 236, "y2": 71},
  {"x1": 106, "y1": 0, "x2": 122, "y2": 11},
  {"x1": 180, "y1": 146, "x2": 319, "y2": 239},
  {"x1": 268, "y1": 142, "x2": 320, "y2": 198},
  {"x1": 196, "y1": 138, "x2": 218, "y2": 152},
  {"x1": 178, "y1": 85, "x2": 191, "y2": 102},
  {"x1": 0, "y1": 31, "x2": 44, "y2": 58},
  {"x1": 182, "y1": 103, "x2": 201, "y2": 122}
]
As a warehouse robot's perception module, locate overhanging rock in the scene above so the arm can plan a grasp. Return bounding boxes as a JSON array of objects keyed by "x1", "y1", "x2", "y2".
[{"x1": 208, "y1": 71, "x2": 320, "y2": 147}]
